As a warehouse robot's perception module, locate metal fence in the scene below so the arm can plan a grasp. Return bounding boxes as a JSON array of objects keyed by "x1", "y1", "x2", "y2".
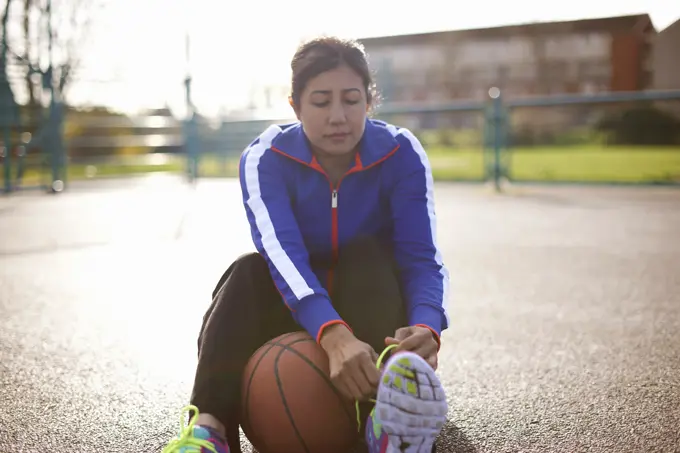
[
  {"x1": 190, "y1": 116, "x2": 295, "y2": 180},
  {"x1": 194, "y1": 88, "x2": 680, "y2": 190},
  {"x1": 378, "y1": 89, "x2": 680, "y2": 189},
  {"x1": 501, "y1": 90, "x2": 680, "y2": 186},
  {"x1": 3, "y1": 87, "x2": 680, "y2": 194},
  {"x1": 0, "y1": 103, "x2": 187, "y2": 193}
]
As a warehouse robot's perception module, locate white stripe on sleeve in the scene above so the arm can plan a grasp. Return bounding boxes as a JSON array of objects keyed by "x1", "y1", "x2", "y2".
[
  {"x1": 243, "y1": 125, "x2": 315, "y2": 301},
  {"x1": 389, "y1": 125, "x2": 451, "y2": 326}
]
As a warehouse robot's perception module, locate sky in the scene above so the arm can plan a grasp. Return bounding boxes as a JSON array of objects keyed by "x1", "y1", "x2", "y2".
[{"x1": 64, "y1": 0, "x2": 679, "y2": 118}]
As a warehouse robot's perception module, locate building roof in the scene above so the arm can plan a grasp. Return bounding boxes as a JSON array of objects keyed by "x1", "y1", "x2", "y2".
[
  {"x1": 657, "y1": 17, "x2": 680, "y2": 33},
  {"x1": 358, "y1": 13, "x2": 654, "y2": 46}
]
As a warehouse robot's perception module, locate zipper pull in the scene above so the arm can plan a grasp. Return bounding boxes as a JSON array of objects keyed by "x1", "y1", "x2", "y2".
[{"x1": 331, "y1": 190, "x2": 338, "y2": 208}]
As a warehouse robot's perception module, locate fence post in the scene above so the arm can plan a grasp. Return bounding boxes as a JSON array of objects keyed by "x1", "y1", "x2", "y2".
[
  {"x1": 46, "y1": 89, "x2": 66, "y2": 192},
  {"x1": 44, "y1": 1, "x2": 66, "y2": 193},
  {"x1": 184, "y1": 74, "x2": 199, "y2": 183},
  {"x1": 380, "y1": 59, "x2": 394, "y2": 103},
  {"x1": 55, "y1": 99, "x2": 66, "y2": 191},
  {"x1": 1, "y1": 66, "x2": 17, "y2": 194},
  {"x1": 187, "y1": 112, "x2": 199, "y2": 182},
  {"x1": 47, "y1": 98, "x2": 57, "y2": 191},
  {"x1": 489, "y1": 87, "x2": 503, "y2": 192},
  {"x1": 2, "y1": 125, "x2": 10, "y2": 193}
]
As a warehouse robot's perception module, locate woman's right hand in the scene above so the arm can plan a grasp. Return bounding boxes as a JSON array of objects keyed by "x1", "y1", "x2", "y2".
[{"x1": 319, "y1": 324, "x2": 381, "y2": 402}]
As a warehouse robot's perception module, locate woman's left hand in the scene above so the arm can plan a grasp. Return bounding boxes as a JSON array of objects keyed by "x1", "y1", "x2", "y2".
[{"x1": 385, "y1": 326, "x2": 439, "y2": 370}]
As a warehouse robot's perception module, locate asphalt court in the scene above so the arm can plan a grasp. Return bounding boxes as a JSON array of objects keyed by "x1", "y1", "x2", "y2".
[{"x1": 1, "y1": 175, "x2": 679, "y2": 452}]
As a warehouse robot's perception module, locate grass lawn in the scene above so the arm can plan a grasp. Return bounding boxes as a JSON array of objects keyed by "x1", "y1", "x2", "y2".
[
  {"x1": 506, "y1": 146, "x2": 680, "y2": 183},
  {"x1": 2, "y1": 160, "x2": 184, "y2": 189},
  {"x1": 3, "y1": 145, "x2": 680, "y2": 189},
  {"x1": 426, "y1": 145, "x2": 680, "y2": 183},
  {"x1": 190, "y1": 146, "x2": 680, "y2": 183}
]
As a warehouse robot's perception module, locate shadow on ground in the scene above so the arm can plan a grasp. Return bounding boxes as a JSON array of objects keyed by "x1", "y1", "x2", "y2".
[{"x1": 436, "y1": 422, "x2": 478, "y2": 453}]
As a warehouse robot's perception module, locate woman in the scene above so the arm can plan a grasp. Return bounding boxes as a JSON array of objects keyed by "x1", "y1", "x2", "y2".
[{"x1": 163, "y1": 35, "x2": 451, "y2": 453}]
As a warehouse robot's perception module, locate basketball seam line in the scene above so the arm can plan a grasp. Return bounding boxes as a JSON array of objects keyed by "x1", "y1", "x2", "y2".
[
  {"x1": 242, "y1": 331, "x2": 300, "y2": 442},
  {"x1": 269, "y1": 338, "x2": 358, "y2": 429},
  {"x1": 274, "y1": 343, "x2": 312, "y2": 453}
]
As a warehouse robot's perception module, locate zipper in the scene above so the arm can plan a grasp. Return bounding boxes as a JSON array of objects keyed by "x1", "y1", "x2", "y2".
[
  {"x1": 269, "y1": 144, "x2": 401, "y2": 293},
  {"x1": 328, "y1": 163, "x2": 382, "y2": 259},
  {"x1": 321, "y1": 169, "x2": 372, "y2": 292},
  {"x1": 327, "y1": 182, "x2": 347, "y2": 294},
  {"x1": 329, "y1": 175, "x2": 352, "y2": 256},
  {"x1": 330, "y1": 184, "x2": 341, "y2": 261},
  {"x1": 327, "y1": 184, "x2": 339, "y2": 294}
]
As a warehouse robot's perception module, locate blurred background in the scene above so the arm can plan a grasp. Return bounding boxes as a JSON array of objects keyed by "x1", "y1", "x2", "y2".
[{"x1": 1, "y1": 0, "x2": 679, "y2": 193}]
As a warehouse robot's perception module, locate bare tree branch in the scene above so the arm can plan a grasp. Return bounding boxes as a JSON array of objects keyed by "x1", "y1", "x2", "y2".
[{"x1": 2, "y1": 0, "x2": 100, "y2": 107}]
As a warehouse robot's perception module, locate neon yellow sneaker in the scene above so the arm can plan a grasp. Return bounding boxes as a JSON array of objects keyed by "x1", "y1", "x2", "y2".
[
  {"x1": 162, "y1": 405, "x2": 230, "y2": 453},
  {"x1": 363, "y1": 351, "x2": 448, "y2": 453}
]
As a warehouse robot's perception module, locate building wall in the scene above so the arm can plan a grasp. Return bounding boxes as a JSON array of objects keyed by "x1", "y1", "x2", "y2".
[
  {"x1": 652, "y1": 19, "x2": 680, "y2": 90},
  {"x1": 651, "y1": 20, "x2": 680, "y2": 118},
  {"x1": 362, "y1": 18, "x2": 652, "y2": 105}
]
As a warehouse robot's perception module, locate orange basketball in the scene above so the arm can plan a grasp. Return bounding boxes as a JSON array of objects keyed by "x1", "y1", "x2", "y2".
[{"x1": 241, "y1": 331, "x2": 358, "y2": 453}]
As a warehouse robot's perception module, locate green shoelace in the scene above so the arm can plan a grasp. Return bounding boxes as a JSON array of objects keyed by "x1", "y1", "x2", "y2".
[
  {"x1": 354, "y1": 343, "x2": 399, "y2": 432},
  {"x1": 162, "y1": 405, "x2": 218, "y2": 453}
]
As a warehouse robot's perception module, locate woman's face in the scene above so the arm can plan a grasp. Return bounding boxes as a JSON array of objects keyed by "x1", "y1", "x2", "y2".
[{"x1": 293, "y1": 64, "x2": 369, "y2": 157}]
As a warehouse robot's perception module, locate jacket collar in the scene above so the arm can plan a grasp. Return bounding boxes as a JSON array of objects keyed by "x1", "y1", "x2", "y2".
[{"x1": 270, "y1": 118, "x2": 400, "y2": 168}]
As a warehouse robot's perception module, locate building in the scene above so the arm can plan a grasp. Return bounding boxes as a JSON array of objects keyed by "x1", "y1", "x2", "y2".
[
  {"x1": 651, "y1": 18, "x2": 680, "y2": 119},
  {"x1": 359, "y1": 14, "x2": 656, "y2": 104},
  {"x1": 358, "y1": 14, "x2": 657, "y2": 137},
  {"x1": 652, "y1": 18, "x2": 680, "y2": 90}
]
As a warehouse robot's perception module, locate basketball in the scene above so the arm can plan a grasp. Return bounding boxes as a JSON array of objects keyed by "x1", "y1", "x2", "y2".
[{"x1": 241, "y1": 331, "x2": 359, "y2": 453}]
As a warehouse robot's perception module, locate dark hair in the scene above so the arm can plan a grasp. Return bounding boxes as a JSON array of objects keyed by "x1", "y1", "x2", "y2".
[{"x1": 290, "y1": 36, "x2": 377, "y2": 107}]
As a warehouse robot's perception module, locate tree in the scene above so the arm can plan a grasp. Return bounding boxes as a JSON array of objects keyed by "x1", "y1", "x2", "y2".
[
  {"x1": 1, "y1": 0, "x2": 18, "y2": 126},
  {"x1": 0, "y1": 0, "x2": 101, "y2": 171},
  {"x1": 2, "y1": 0, "x2": 101, "y2": 110},
  {"x1": 0, "y1": 0, "x2": 100, "y2": 191},
  {"x1": 596, "y1": 105, "x2": 680, "y2": 146}
]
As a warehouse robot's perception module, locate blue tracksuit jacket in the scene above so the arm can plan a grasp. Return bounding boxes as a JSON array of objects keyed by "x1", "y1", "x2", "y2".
[{"x1": 239, "y1": 118, "x2": 450, "y2": 343}]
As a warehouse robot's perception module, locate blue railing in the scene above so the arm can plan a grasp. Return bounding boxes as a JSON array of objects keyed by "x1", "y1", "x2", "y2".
[
  {"x1": 3, "y1": 87, "x2": 680, "y2": 194},
  {"x1": 505, "y1": 89, "x2": 680, "y2": 108},
  {"x1": 370, "y1": 88, "x2": 680, "y2": 189}
]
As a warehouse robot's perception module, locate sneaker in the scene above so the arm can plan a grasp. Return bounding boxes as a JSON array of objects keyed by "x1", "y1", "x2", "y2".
[
  {"x1": 364, "y1": 352, "x2": 448, "y2": 453},
  {"x1": 162, "y1": 405, "x2": 230, "y2": 453}
]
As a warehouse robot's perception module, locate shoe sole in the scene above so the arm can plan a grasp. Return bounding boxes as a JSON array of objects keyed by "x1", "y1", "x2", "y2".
[{"x1": 374, "y1": 352, "x2": 448, "y2": 453}]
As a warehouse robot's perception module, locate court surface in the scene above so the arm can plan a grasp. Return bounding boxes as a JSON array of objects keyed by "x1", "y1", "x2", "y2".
[{"x1": 1, "y1": 175, "x2": 679, "y2": 453}]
